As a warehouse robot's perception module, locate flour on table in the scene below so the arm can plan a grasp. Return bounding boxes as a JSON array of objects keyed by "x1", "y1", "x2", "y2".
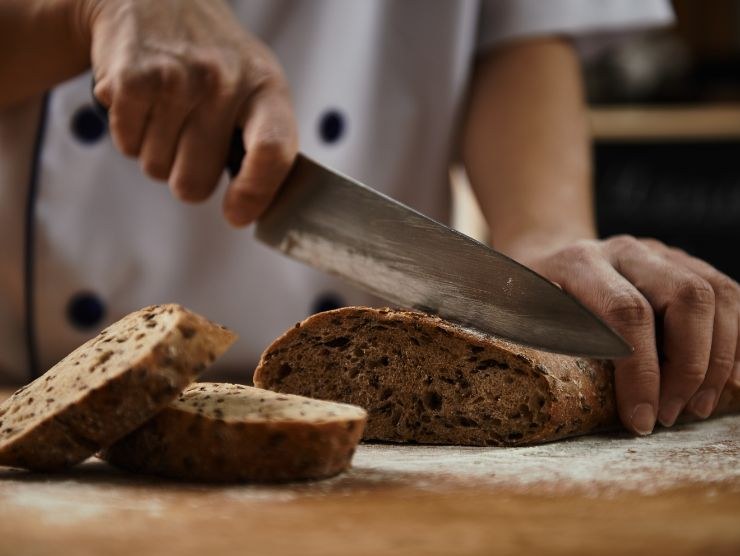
[
  {"x1": 347, "y1": 415, "x2": 740, "y2": 495},
  {"x1": 1, "y1": 481, "x2": 165, "y2": 524},
  {"x1": 0, "y1": 416, "x2": 738, "y2": 525}
]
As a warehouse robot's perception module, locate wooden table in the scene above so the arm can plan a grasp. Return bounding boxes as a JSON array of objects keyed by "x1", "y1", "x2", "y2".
[{"x1": 1, "y1": 389, "x2": 738, "y2": 556}]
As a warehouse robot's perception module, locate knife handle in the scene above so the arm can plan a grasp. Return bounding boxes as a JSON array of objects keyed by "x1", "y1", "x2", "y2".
[{"x1": 91, "y1": 78, "x2": 246, "y2": 179}]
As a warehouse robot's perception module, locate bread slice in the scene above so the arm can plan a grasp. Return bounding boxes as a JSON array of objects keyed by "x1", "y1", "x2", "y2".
[
  {"x1": 0, "y1": 304, "x2": 236, "y2": 471},
  {"x1": 253, "y1": 307, "x2": 740, "y2": 446},
  {"x1": 101, "y1": 383, "x2": 367, "y2": 482}
]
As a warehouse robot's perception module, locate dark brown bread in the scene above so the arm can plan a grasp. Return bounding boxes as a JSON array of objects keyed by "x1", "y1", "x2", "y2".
[
  {"x1": 0, "y1": 304, "x2": 236, "y2": 471},
  {"x1": 254, "y1": 307, "x2": 740, "y2": 446},
  {"x1": 102, "y1": 383, "x2": 367, "y2": 482}
]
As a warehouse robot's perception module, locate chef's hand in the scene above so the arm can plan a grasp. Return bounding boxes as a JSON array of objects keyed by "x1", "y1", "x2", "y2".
[
  {"x1": 520, "y1": 236, "x2": 740, "y2": 435},
  {"x1": 84, "y1": 0, "x2": 298, "y2": 226}
]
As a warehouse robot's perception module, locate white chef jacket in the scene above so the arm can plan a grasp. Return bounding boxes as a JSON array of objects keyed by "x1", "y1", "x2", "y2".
[{"x1": 0, "y1": 0, "x2": 672, "y2": 384}]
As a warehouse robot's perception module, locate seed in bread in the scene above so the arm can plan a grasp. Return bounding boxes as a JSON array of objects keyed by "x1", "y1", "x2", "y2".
[
  {"x1": 101, "y1": 383, "x2": 367, "y2": 483},
  {"x1": 0, "y1": 304, "x2": 236, "y2": 471}
]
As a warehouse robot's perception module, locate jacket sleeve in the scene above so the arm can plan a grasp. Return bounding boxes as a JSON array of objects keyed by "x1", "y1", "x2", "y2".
[{"x1": 477, "y1": 0, "x2": 674, "y2": 52}]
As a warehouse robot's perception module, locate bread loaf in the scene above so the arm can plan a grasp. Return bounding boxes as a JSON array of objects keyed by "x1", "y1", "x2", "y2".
[
  {"x1": 0, "y1": 304, "x2": 236, "y2": 470},
  {"x1": 102, "y1": 383, "x2": 367, "y2": 482},
  {"x1": 253, "y1": 307, "x2": 740, "y2": 446}
]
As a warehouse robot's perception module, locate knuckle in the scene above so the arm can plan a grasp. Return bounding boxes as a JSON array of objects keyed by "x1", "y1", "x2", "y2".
[
  {"x1": 559, "y1": 240, "x2": 599, "y2": 265},
  {"x1": 244, "y1": 53, "x2": 288, "y2": 93},
  {"x1": 712, "y1": 274, "x2": 738, "y2": 301},
  {"x1": 117, "y1": 66, "x2": 157, "y2": 98},
  {"x1": 667, "y1": 245, "x2": 689, "y2": 259},
  {"x1": 190, "y1": 57, "x2": 221, "y2": 91},
  {"x1": 155, "y1": 63, "x2": 187, "y2": 96},
  {"x1": 175, "y1": 50, "x2": 227, "y2": 99},
  {"x1": 604, "y1": 292, "x2": 651, "y2": 324},
  {"x1": 639, "y1": 236, "x2": 660, "y2": 247},
  {"x1": 676, "y1": 364, "x2": 708, "y2": 385},
  {"x1": 118, "y1": 61, "x2": 187, "y2": 99},
  {"x1": 607, "y1": 234, "x2": 641, "y2": 255},
  {"x1": 639, "y1": 237, "x2": 668, "y2": 253},
  {"x1": 249, "y1": 48, "x2": 282, "y2": 78},
  {"x1": 672, "y1": 276, "x2": 715, "y2": 309},
  {"x1": 213, "y1": 71, "x2": 242, "y2": 98},
  {"x1": 263, "y1": 69, "x2": 290, "y2": 93},
  {"x1": 709, "y1": 351, "x2": 736, "y2": 379},
  {"x1": 201, "y1": 55, "x2": 243, "y2": 96},
  {"x1": 250, "y1": 136, "x2": 295, "y2": 170}
]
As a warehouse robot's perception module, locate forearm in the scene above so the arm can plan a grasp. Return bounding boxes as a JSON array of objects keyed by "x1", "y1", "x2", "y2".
[
  {"x1": 0, "y1": 0, "x2": 91, "y2": 108},
  {"x1": 461, "y1": 38, "x2": 595, "y2": 263}
]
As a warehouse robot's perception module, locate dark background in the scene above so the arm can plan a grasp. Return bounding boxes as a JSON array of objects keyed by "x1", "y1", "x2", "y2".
[{"x1": 586, "y1": 0, "x2": 740, "y2": 280}]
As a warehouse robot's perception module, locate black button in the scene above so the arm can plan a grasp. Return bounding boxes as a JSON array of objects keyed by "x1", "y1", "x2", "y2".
[
  {"x1": 67, "y1": 292, "x2": 106, "y2": 329},
  {"x1": 70, "y1": 105, "x2": 107, "y2": 144},
  {"x1": 318, "y1": 110, "x2": 345, "y2": 144},
  {"x1": 311, "y1": 292, "x2": 345, "y2": 314}
]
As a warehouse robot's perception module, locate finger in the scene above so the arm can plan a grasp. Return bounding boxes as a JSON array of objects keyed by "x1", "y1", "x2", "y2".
[
  {"x1": 134, "y1": 59, "x2": 214, "y2": 183},
  {"x1": 223, "y1": 85, "x2": 298, "y2": 227},
  {"x1": 169, "y1": 101, "x2": 238, "y2": 203},
  {"x1": 654, "y1": 246, "x2": 739, "y2": 418},
  {"x1": 608, "y1": 237, "x2": 715, "y2": 427},
  {"x1": 138, "y1": 101, "x2": 192, "y2": 181},
  {"x1": 95, "y1": 78, "x2": 151, "y2": 158},
  {"x1": 535, "y1": 241, "x2": 660, "y2": 436},
  {"x1": 98, "y1": 55, "x2": 215, "y2": 163}
]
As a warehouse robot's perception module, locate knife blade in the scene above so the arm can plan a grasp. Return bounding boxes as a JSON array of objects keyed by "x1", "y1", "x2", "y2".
[{"x1": 253, "y1": 153, "x2": 632, "y2": 359}]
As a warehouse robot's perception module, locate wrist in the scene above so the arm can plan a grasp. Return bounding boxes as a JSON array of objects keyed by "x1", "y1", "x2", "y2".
[
  {"x1": 67, "y1": 0, "x2": 99, "y2": 57},
  {"x1": 493, "y1": 227, "x2": 597, "y2": 266},
  {"x1": 31, "y1": 0, "x2": 95, "y2": 70}
]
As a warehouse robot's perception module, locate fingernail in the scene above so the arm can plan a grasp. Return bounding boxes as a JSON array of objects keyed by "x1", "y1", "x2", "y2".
[
  {"x1": 630, "y1": 403, "x2": 655, "y2": 436},
  {"x1": 688, "y1": 389, "x2": 716, "y2": 419},
  {"x1": 732, "y1": 361, "x2": 740, "y2": 388},
  {"x1": 658, "y1": 397, "x2": 684, "y2": 428}
]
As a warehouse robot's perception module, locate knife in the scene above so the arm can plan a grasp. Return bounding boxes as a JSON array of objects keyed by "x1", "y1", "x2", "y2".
[{"x1": 227, "y1": 141, "x2": 632, "y2": 359}]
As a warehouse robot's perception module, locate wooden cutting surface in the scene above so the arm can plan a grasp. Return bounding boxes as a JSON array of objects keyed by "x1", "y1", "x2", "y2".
[{"x1": 0, "y1": 388, "x2": 739, "y2": 556}]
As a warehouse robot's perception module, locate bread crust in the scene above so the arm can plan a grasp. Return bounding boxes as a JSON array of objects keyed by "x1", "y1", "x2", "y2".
[
  {"x1": 254, "y1": 307, "x2": 740, "y2": 446},
  {"x1": 0, "y1": 304, "x2": 236, "y2": 471},
  {"x1": 101, "y1": 383, "x2": 367, "y2": 482}
]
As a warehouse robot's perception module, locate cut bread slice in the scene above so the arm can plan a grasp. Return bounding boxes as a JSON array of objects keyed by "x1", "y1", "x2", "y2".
[
  {"x1": 101, "y1": 383, "x2": 367, "y2": 482},
  {"x1": 254, "y1": 307, "x2": 740, "y2": 446},
  {"x1": 0, "y1": 304, "x2": 236, "y2": 471}
]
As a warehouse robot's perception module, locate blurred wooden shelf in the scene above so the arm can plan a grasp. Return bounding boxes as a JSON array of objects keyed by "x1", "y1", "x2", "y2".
[{"x1": 589, "y1": 105, "x2": 740, "y2": 141}]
